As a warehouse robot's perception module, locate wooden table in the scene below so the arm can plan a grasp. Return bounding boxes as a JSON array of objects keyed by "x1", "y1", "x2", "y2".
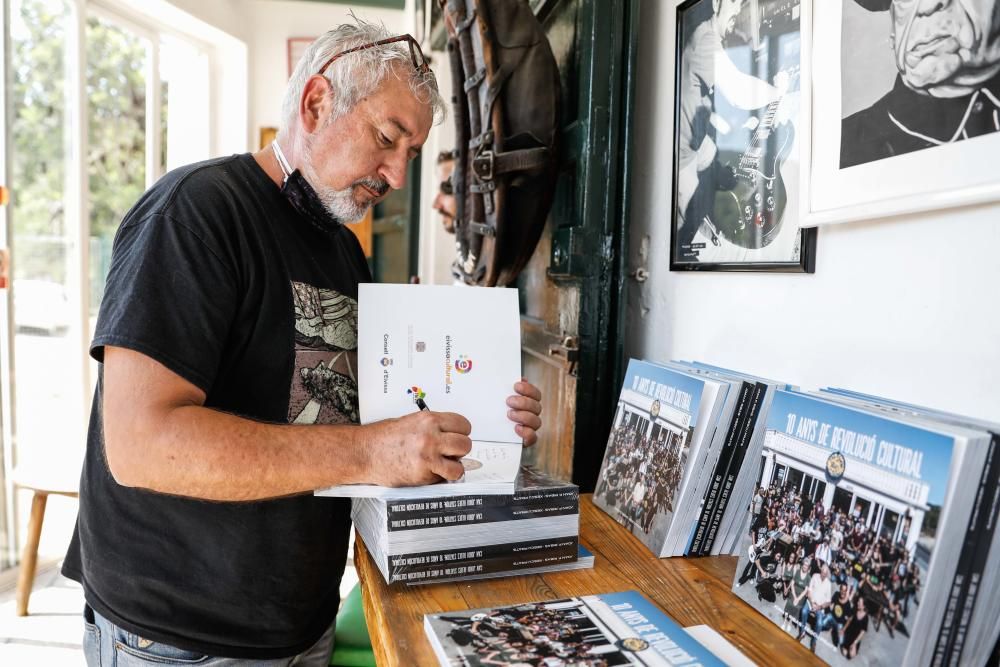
[{"x1": 354, "y1": 494, "x2": 823, "y2": 666}]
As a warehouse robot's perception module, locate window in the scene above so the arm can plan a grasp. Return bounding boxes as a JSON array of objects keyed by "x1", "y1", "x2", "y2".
[{"x1": 1, "y1": 0, "x2": 215, "y2": 572}]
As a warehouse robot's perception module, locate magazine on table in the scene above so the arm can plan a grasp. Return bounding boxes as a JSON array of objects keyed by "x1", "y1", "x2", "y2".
[
  {"x1": 424, "y1": 591, "x2": 727, "y2": 666},
  {"x1": 317, "y1": 284, "x2": 523, "y2": 499}
]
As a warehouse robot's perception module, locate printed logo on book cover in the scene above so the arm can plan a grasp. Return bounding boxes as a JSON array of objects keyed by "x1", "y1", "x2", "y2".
[{"x1": 287, "y1": 282, "x2": 359, "y2": 425}]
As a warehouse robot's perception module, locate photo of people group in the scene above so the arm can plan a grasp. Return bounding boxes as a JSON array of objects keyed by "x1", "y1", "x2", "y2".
[
  {"x1": 594, "y1": 406, "x2": 691, "y2": 544},
  {"x1": 432, "y1": 600, "x2": 634, "y2": 666},
  {"x1": 732, "y1": 481, "x2": 922, "y2": 664}
]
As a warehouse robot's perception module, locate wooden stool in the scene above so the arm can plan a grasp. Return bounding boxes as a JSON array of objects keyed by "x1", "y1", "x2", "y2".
[{"x1": 12, "y1": 460, "x2": 80, "y2": 616}]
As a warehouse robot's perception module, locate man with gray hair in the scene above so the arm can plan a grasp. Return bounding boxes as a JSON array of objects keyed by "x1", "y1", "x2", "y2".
[{"x1": 62, "y1": 17, "x2": 543, "y2": 665}]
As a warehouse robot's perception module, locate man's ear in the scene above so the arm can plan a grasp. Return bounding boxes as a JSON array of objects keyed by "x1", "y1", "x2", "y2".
[{"x1": 299, "y1": 75, "x2": 332, "y2": 135}]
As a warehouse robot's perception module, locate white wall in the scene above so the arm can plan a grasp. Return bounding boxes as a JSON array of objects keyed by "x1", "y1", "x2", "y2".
[
  {"x1": 161, "y1": 0, "x2": 250, "y2": 42},
  {"x1": 247, "y1": 0, "x2": 405, "y2": 148},
  {"x1": 626, "y1": 0, "x2": 1000, "y2": 423},
  {"x1": 116, "y1": 0, "x2": 250, "y2": 156}
]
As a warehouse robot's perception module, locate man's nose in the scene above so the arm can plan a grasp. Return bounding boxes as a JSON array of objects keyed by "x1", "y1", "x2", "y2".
[{"x1": 378, "y1": 152, "x2": 408, "y2": 190}]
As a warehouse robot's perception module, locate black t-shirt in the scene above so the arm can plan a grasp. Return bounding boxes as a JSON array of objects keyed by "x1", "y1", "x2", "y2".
[
  {"x1": 61, "y1": 154, "x2": 372, "y2": 658},
  {"x1": 831, "y1": 591, "x2": 854, "y2": 623},
  {"x1": 756, "y1": 553, "x2": 776, "y2": 576}
]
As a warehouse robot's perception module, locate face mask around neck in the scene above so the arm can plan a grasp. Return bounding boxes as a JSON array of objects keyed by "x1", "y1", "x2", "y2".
[{"x1": 271, "y1": 140, "x2": 343, "y2": 234}]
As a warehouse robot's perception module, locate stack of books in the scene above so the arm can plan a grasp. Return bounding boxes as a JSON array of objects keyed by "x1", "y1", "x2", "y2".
[
  {"x1": 592, "y1": 358, "x2": 782, "y2": 559},
  {"x1": 730, "y1": 388, "x2": 1000, "y2": 666},
  {"x1": 353, "y1": 466, "x2": 589, "y2": 585}
]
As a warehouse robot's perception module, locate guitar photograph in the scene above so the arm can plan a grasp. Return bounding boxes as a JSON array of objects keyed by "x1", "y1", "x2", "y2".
[
  {"x1": 671, "y1": 0, "x2": 816, "y2": 272},
  {"x1": 711, "y1": 67, "x2": 799, "y2": 250}
]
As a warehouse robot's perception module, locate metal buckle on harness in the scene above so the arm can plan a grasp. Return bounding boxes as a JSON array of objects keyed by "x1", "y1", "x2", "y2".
[{"x1": 472, "y1": 150, "x2": 495, "y2": 181}]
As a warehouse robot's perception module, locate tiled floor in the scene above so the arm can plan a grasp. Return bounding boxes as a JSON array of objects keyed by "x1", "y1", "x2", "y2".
[
  {"x1": 0, "y1": 543, "x2": 360, "y2": 665},
  {"x1": 0, "y1": 564, "x2": 88, "y2": 666}
]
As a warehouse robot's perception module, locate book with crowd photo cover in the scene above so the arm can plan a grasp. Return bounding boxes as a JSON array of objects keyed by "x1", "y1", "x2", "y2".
[
  {"x1": 423, "y1": 591, "x2": 727, "y2": 667},
  {"x1": 677, "y1": 362, "x2": 785, "y2": 558},
  {"x1": 730, "y1": 388, "x2": 993, "y2": 666},
  {"x1": 317, "y1": 283, "x2": 523, "y2": 499},
  {"x1": 817, "y1": 388, "x2": 1000, "y2": 667},
  {"x1": 593, "y1": 359, "x2": 729, "y2": 557},
  {"x1": 663, "y1": 362, "x2": 751, "y2": 555}
]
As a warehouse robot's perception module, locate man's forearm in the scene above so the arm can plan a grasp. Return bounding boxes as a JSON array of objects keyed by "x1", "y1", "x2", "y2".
[{"x1": 110, "y1": 404, "x2": 373, "y2": 501}]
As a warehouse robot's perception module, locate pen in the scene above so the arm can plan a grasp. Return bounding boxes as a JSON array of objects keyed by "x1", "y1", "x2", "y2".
[{"x1": 415, "y1": 397, "x2": 429, "y2": 411}]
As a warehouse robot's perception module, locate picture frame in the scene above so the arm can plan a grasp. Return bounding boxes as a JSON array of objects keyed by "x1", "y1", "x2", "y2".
[
  {"x1": 259, "y1": 126, "x2": 277, "y2": 150},
  {"x1": 802, "y1": 1, "x2": 1000, "y2": 226},
  {"x1": 287, "y1": 37, "x2": 316, "y2": 79},
  {"x1": 669, "y1": 0, "x2": 816, "y2": 273}
]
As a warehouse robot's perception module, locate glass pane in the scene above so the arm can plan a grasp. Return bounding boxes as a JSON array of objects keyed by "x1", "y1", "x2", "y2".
[
  {"x1": 882, "y1": 509, "x2": 900, "y2": 541},
  {"x1": 8, "y1": 0, "x2": 76, "y2": 569},
  {"x1": 160, "y1": 34, "x2": 209, "y2": 172},
  {"x1": 814, "y1": 480, "x2": 826, "y2": 504},
  {"x1": 86, "y1": 13, "x2": 149, "y2": 316},
  {"x1": 832, "y1": 486, "x2": 853, "y2": 514},
  {"x1": 785, "y1": 467, "x2": 803, "y2": 494}
]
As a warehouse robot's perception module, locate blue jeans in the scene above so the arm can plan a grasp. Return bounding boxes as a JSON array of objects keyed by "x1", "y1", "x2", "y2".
[
  {"x1": 798, "y1": 603, "x2": 835, "y2": 651},
  {"x1": 83, "y1": 605, "x2": 336, "y2": 666}
]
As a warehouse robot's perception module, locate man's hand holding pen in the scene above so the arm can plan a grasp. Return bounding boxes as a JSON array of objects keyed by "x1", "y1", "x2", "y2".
[{"x1": 362, "y1": 379, "x2": 543, "y2": 487}]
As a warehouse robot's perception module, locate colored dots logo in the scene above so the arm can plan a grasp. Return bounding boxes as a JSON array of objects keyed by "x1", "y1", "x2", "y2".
[
  {"x1": 407, "y1": 386, "x2": 426, "y2": 402},
  {"x1": 455, "y1": 355, "x2": 473, "y2": 374}
]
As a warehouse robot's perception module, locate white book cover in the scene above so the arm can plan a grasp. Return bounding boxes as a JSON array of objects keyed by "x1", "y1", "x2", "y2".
[
  {"x1": 317, "y1": 284, "x2": 523, "y2": 499},
  {"x1": 684, "y1": 626, "x2": 757, "y2": 667}
]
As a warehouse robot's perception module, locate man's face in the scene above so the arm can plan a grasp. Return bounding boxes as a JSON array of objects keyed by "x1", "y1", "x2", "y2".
[
  {"x1": 433, "y1": 159, "x2": 457, "y2": 233},
  {"x1": 892, "y1": 0, "x2": 1000, "y2": 91},
  {"x1": 301, "y1": 67, "x2": 433, "y2": 222},
  {"x1": 715, "y1": 0, "x2": 745, "y2": 35}
]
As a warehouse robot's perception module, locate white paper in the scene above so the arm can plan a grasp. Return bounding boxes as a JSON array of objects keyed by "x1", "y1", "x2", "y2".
[
  {"x1": 684, "y1": 626, "x2": 757, "y2": 667},
  {"x1": 317, "y1": 284, "x2": 523, "y2": 498}
]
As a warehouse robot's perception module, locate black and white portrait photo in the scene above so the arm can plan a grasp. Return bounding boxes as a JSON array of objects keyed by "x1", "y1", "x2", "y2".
[
  {"x1": 671, "y1": 0, "x2": 814, "y2": 272},
  {"x1": 841, "y1": 0, "x2": 1000, "y2": 168}
]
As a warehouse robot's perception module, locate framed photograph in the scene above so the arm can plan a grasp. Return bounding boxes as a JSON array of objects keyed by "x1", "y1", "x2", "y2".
[
  {"x1": 287, "y1": 37, "x2": 315, "y2": 79},
  {"x1": 259, "y1": 126, "x2": 277, "y2": 150},
  {"x1": 670, "y1": 0, "x2": 816, "y2": 273},
  {"x1": 804, "y1": 1, "x2": 1000, "y2": 225}
]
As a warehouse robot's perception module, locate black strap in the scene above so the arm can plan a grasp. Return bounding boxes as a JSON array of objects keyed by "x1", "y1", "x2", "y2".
[
  {"x1": 456, "y1": 7, "x2": 477, "y2": 32},
  {"x1": 464, "y1": 67, "x2": 486, "y2": 92},
  {"x1": 469, "y1": 181, "x2": 496, "y2": 193},
  {"x1": 472, "y1": 147, "x2": 551, "y2": 181},
  {"x1": 469, "y1": 131, "x2": 494, "y2": 150},
  {"x1": 467, "y1": 221, "x2": 496, "y2": 237}
]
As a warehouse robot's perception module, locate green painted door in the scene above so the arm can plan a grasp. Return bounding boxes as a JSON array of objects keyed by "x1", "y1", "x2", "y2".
[{"x1": 517, "y1": 0, "x2": 638, "y2": 490}]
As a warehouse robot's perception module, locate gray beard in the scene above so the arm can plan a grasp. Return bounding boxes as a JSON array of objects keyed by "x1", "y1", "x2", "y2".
[{"x1": 299, "y1": 157, "x2": 371, "y2": 224}]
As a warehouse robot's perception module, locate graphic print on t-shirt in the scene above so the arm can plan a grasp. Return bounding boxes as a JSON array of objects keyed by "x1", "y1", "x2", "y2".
[{"x1": 287, "y1": 281, "x2": 359, "y2": 425}]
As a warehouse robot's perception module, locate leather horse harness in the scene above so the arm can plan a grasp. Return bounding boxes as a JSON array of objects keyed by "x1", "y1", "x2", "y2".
[{"x1": 440, "y1": 0, "x2": 560, "y2": 286}]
